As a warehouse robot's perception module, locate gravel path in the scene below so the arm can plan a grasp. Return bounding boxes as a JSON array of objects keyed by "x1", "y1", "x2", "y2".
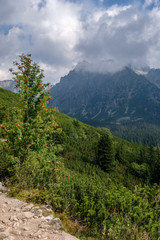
[{"x1": 0, "y1": 191, "x2": 79, "y2": 240}]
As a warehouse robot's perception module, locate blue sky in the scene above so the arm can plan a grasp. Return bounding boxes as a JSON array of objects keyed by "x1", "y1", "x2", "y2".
[
  {"x1": 69, "y1": 0, "x2": 137, "y2": 6},
  {"x1": 0, "y1": 0, "x2": 160, "y2": 83},
  {"x1": 68, "y1": 0, "x2": 153, "y2": 8}
]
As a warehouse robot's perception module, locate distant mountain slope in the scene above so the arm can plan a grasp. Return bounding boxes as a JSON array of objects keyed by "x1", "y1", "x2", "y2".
[
  {"x1": 49, "y1": 67, "x2": 160, "y2": 127},
  {"x1": 146, "y1": 69, "x2": 160, "y2": 88},
  {"x1": 0, "y1": 80, "x2": 16, "y2": 92},
  {"x1": 48, "y1": 67, "x2": 160, "y2": 144}
]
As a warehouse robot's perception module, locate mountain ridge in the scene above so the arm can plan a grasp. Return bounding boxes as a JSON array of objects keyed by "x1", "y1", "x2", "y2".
[
  {"x1": 49, "y1": 67, "x2": 160, "y2": 126},
  {"x1": 48, "y1": 66, "x2": 160, "y2": 144}
]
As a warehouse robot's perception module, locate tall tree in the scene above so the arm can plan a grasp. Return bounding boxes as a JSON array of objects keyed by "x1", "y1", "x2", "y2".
[
  {"x1": 0, "y1": 54, "x2": 61, "y2": 165},
  {"x1": 96, "y1": 132, "x2": 114, "y2": 172}
]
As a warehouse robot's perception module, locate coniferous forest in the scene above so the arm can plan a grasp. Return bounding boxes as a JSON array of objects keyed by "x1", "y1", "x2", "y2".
[{"x1": 1, "y1": 54, "x2": 160, "y2": 239}]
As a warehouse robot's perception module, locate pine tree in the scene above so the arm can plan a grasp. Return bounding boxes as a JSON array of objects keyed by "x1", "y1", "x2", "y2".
[{"x1": 96, "y1": 133, "x2": 114, "y2": 172}]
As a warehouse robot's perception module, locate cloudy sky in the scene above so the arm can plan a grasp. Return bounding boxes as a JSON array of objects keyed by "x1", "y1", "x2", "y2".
[{"x1": 0, "y1": 0, "x2": 160, "y2": 83}]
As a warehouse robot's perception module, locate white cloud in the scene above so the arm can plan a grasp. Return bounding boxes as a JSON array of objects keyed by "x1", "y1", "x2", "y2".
[
  {"x1": 0, "y1": 67, "x2": 12, "y2": 80},
  {"x1": 0, "y1": 0, "x2": 82, "y2": 82},
  {"x1": 144, "y1": 0, "x2": 154, "y2": 7},
  {"x1": 0, "y1": 1, "x2": 160, "y2": 81},
  {"x1": 143, "y1": 0, "x2": 159, "y2": 8},
  {"x1": 76, "y1": 3, "x2": 160, "y2": 72}
]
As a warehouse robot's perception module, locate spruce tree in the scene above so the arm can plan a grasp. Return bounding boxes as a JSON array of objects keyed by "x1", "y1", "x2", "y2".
[{"x1": 97, "y1": 133, "x2": 114, "y2": 172}]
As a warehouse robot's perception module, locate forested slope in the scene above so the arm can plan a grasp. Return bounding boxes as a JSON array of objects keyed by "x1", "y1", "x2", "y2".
[{"x1": 1, "y1": 68, "x2": 160, "y2": 239}]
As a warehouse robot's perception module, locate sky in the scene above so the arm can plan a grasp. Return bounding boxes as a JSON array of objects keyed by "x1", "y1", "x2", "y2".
[{"x1": 0, "y1": 0, "x2": 160, "y2": 83}]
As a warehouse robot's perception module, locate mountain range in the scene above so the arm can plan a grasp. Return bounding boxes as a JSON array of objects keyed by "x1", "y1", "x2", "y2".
[
  {"x1": 48, "y1": 66, "x2": 160, "y2": 144},
  {"x1": 1, "y1": 66, "x2": 160, "y2": 144},
  {"x1": 49, "y1": 67, "x2": 160, "y2": 125}
]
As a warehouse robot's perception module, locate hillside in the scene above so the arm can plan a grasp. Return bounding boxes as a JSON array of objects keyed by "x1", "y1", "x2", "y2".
[
  {"x1": 0, "y1": 87, "x2": 20, "y2": 108},
  {"x1": 49, "y1": 67, "x2": 160, "y2": 144},
  {"x1": 0, "y1": 80, "x2": 16, "y2": 92},
  {"x1": 1, "y1": 87, "x2": 160, "y2": 239}
]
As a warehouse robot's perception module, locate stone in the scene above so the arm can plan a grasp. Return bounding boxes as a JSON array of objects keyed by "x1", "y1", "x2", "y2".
[
  {"x1": 21, "y1": 231, "x2": 30, "y2": 237},
  {"x1": 50, "y1": 218, "x2": 62, "y2": 230},
  {"x1": 44, "y1": 214, "x2": 54, "y2": 221},
  {"x1": 39, "y1": 222, "x2": 50, "y2": 229},
  {"x1": 12, "y1": 222, "x2": 19, "y2": 228},
  {"x1": 22, "y1": 204, "x2": 34, "y2": 212},
  {"x1": 0, "y1": 192, "x2": 79, "y2": 240},
  {"x1": 2, "y1": 203, "x2": 7, "y2": 208},
  {"x1": 32, "y1": 229, "x2": 42, "y2": 237},
  {"x1": 2, "y1": 219, "x2": 10, "y2": 225},
  {"x1": 0, "y1": 224, "x2": 6, "y2": 232},
  {"x1": 0, "y1": 182, "x2": 8, "y2": 192},
  {"x1": 10, "y1": 229, "x2": 21, "y2": 235},
  {"x1": 34, "y1": 206, "x2": 40, "y2": 210},
  {"x1": 0, "y1": 231, "x2": 9, "y2": 238},
  {"x1": 22, "y1": 227, "x2": 29, "y2": 231},
  {"x1": 34, "y1": 209, "x2": 43, "y2": 217},
  {"x1": 9, "y1": 207, "x2": 17, "y2": 212},
  {"x1": 17, "y1": 212, "x2": 34, "y2": 220},
  {"x1": 46, "y1": 207, "x2": 52, "y2": 212},
  {"x1": 9, "y1": 216, "x2": 18, "y2": 221}
]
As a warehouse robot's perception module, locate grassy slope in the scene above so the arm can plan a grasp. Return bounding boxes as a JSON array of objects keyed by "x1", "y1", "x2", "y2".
[
  {"x1": 54, "y1": 111, "x2": 144, "y2": 184},
  {"x1": 1, "y1": 89, "x2": 160, "y2": 239},
  {"x1": 0, "y1": 87, "x2": 20, "y2": 108},
  {"x1": 0, "y1": 87, "x2": 149, "y2": 188}
]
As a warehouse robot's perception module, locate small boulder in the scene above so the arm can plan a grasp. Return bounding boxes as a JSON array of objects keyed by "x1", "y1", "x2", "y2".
[
  {"x1": 17, "y1": 212, "x2": 34, "y2": 220},
  {"x1": 44, "y1": 214, "x2": 54, "y2": 222},
  {"x1": 34, "y1": 209, "x2": 43, "y2": 217},
  {"x1": 50, "y1": 218, "x2": 62, "y2": 230},
  {"x1": 22, "y1": 204, "x2": 34, "y2": 212},
  {"x1": 0, "y1": 182, "x2": 8, "y2": 192}
]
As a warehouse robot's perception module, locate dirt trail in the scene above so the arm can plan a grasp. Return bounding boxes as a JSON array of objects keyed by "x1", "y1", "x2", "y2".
[{"x1": 0, "y1": 191, "x2": 79, "y2": 240}]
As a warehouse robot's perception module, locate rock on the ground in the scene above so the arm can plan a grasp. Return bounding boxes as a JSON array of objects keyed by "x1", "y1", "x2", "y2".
[
  {"x1": 50, "y1": 218, "x2": 62, "y2": 230},
  {"x1": 0, "y1": 192, "x2": 79, "y2": 240},
  {"x1": 0, "y1": 182, "x2": 8, "y2": 192}
]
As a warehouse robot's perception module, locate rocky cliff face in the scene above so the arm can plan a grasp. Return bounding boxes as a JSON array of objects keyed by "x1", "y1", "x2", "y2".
[{"x1": 49, "y1": 67, "x2": 160, "y2": 127}]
